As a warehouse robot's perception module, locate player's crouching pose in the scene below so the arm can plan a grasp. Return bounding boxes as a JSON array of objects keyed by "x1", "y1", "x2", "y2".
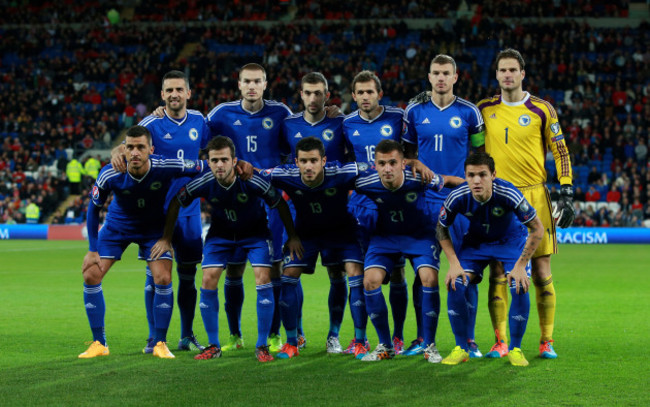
[
  {"x1": 151, "y1": 136, "x2": 302, "y2": 362},
  {"x1": 355, "y1": 139, "x2": 464, "y2": 362},
  {"x1": 438, "y1": 152, "x2": 543, "y2": 366},
  {"x1": 79, "y1": 125, "x2": 204, "y2": 359}
]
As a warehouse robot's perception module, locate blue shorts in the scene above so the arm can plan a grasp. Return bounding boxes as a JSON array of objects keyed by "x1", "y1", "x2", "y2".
[
  {"x1": 172, "y1": 209, "x2": 203, "y2": 265},
  {"x1": 97, "y1": 224, "x2": 172, "y2": 262},
  {"x1": 230, "y1": 203, "x2": 283, "y2": 265},
  {"x1": 458, "y1": 237, "x2": 529, "y2": 282},
  {"x1": 428, "y1": 200, "x2": 468, "y2": 255},
  {"x1": 203, "y1": 235, "x2": 273, "y2": 269},
  {"x1": 283, "y1": 233, "x2": 363, "y2": 274},
  {"x1": 364, "y1": 233, "x2": 440, "y2": 275}
]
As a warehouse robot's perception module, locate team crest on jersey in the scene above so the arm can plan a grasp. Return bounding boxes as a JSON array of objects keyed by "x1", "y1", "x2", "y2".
[
  {"x1": 322, "y1": 129, "x2": 334, "y2": 141},
  {"x1": 550, "y1": 122, "x2": 561, "y2": 135},
  {"x1": 325, "y1": 188, "x2": 337, "y2": 196},
  {"x1": 150, "y1": 181, "x2": 162, "y2": 190},
  {"x1": 380, "y1": 125, "x2": 393, "y2": 137},
  {"x1": 237, "y1": 193, "x2": 249, "y2": 203},
  {"x1": 262, "y1": 117, "x2": 274, "y2": 130},
  {"x1": 405, "y1": 192, "x2": 418, "y2": 203},
  {"x1": 449, "y1": 116, "x2": 462, "y2": 128},
  {"x1": 189, "y1": 128, "x2": 199, "y2": 141},
  {"x1": 492, "y1": 206, "x2": 505, "y2": 217},
  {"x1": 92, "y1": 186, "x2": 100, "y2": 200},
  {"x1": 518, "y1": 114, "x2": 531, "y2": 127}
]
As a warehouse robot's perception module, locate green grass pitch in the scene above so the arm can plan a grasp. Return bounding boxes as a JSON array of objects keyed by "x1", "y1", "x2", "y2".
[{"x1": 0, "y1": 240, "x2": 647, "y2": 406}]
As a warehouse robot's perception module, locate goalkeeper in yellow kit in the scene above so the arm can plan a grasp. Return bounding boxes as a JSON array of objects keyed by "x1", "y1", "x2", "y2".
[{"x1": 477, "y1": 48, "x2": 574, "y2": 359}]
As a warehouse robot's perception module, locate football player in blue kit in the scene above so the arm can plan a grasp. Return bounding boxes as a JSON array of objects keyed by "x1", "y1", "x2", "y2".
[
  {"x1": 258, "y1": 137, "x2": 366, "y2": 359},
  {"x1": 354, "y1": 139, "x2": 463, "y2": 362},
  {"x1": 402, "y1": 54, "x2": 486, "y2": 357},
  {"x1": 437, "y1": 152, "x2": 543, "y2": 367},
  {"x1": 151, "y1": 136, "x2": 302, "y2": 363},
  {"x1": 205, "y1": 63, "x2": 292, "y2": 352},
  {"x1": 79, "y1": 125, "x2": 204, "y2": 359},
  {"x1": 111, "y1": 70, "x2": 210, "y2": 353}
]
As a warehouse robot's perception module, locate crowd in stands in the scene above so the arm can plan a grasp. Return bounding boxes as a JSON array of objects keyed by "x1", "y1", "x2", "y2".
[{"x1": 0, "y1": 4, "x2": 648, "y2": 227}]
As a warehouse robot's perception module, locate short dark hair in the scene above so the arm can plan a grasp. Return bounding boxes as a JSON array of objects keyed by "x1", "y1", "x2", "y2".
[
  {"x1": 301, "y1": 72, "x2": 328, "y2": 92},
  {"x1": 239, "y1": 63, "x2": 266, "y2": 80},
  {"x1": 351, "y1": 70, "x2": 382, "y2": 93},
  {"x1": 125, "y1": 125, "x2": 152, "y2": 145},
  {"x1": 162, "y1": 70, "x2": 190, "y2": 90},
  {"x1": 206, "y1": 136, "x2": 236, "y2": 158},
  {"x1": 296, "y1": 136, "x2": 325, "y2": 158},
  {"x1": 496, "y1": 48, "x2": 525, "y2": 71},
  {"x1": 464, "y1": 152, "x2": 495, "y2": 173},
  {"x1": 375, "y1": 139, "x2": 404, "y2": 157},
  {"x1": 430, "y1": 54, "x2": 457, "y2": 73}
]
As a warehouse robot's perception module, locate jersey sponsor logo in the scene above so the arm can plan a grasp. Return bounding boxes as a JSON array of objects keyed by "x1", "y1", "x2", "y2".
[
  {"x1": 150, "y1": 181, "x2": 162, "y2": 190},
  {"x1": 380, "y1": 124, "x2": 393, "y2": 137},
  {"x1": 262, "y1": 117, "x2": 274, "y2": 129},
  {"x1": 163, "y1": 133, "x2": 172, "y2": 139},
  {"x1": 325, "y1": 187, "x2": 337, "y2": 196},
  {"x1": 405, "y1": 191, "x2": 418, "y2": 203},
  {"x1": 233, "y1": 120, "x2": 242, "y2": 126},
  {"x1": 421, "y1": 118, "x2": 430, "y2": 124},
  {"x1": 322, "y1": 129, "x2": 334, "y2": 141},
  {"x1": 449, "y1": 116, "x2": 462, "y2": 128},
  {"x1": 439, "y1": 206, "x2": 447, "y2": 221},
  {"x1": 189, "y1": 128, "x2": 199, "y2": 141},
  {"x1": 92, "y1": 186, "x2": 100, "y2": 200},
  {"x1": 352, "y1": 130, "x2": 361, "y2": 136},
  {"x1": 237, "y1": 193, "x2": 249, "y2": 203},
  {"x1": 518, "y1": 114, "x2": 531, "y2": 127},
  {"x1": 294, "y1": 132, "x2": 303, "y2": 138},
  {"x1": 492, "y1": 206, "x2": 505, "y2": 217}
]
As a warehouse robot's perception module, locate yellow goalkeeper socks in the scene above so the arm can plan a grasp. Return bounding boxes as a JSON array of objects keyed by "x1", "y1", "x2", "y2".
[
  {"x1": 488, "y1": 277, "x2": 508, "y2": 341},
  {"x1": 534, "y1": 275, "x2": 556, "y2": 342}
]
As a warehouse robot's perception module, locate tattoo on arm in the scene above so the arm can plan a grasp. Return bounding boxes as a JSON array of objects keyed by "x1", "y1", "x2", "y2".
[
  {"x1": 436, "y1": 223, "x2": 451, "y2": 242},
  {"x1": 519, "y1": 220, "x2": 543, "y2": 263}
]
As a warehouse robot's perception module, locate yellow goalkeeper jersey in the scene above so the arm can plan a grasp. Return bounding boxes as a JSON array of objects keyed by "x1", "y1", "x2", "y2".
[{"x1": 477, "y1": 92, "x2": 573, "y2": 187}]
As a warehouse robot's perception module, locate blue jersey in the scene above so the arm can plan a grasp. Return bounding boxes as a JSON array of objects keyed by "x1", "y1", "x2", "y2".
[
  {"x1": 91, "y1": 155, "x2": 204, "y2": 236},
  {"x1": 355, "y1": 167, "x2": 445, "y2": 236},
  {"x1": 138, "y1": 109, "x2": 210, "y2": 214},
  {"x1": 283, "y1": 112, "x2": 347, "y2": 162},
  {"x1": 206, "y1": 100, "x2": 292, "y2": 168},
  {"x1": 177, "y1": 167, "x2": 281, "y2": 240},
  {"x1": 260, "y1": 162, "x2": 360, "y2": 238},
  {"x1": 343, "y1": 106, "x2": 404, "y2": 164},
  {"x1": 440, "y1": 178, "x2": 536, "y2": 245},
  {"x1": 403, "y1": 97, "x2": 483, "y2": 201}
]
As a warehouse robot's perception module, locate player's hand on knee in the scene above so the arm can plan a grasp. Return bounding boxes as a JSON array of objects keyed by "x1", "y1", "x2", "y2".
[
  {"x1": 82, "y1": 251, "x2": 102, "y2": 275},
  {"x1": 445, "y1": 266, "x2": 465, "y2": 291},
  {"x1": 553, "y1": 185, "x2": 575, "y2": 229},
  {"x1": 507, "y1": 266, "x2": 529, "y2": 294},
  {"x1": 150, "y1": 238, "x2": 172, "y2": 261}
]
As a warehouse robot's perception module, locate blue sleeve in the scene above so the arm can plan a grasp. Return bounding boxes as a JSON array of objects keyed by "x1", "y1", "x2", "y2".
[
  {"x1": 86, "y1": 200, "x2": 101, "y2": 252},
  {"x1": 402, "y1": 107, "x2": 417, "y2": 145},
  {"x1": 200, "y1": 118, "x2": 211, "y2": 149},
  {"x1": 438, "y1": 199, "x2": 458, "y2": 228},
  {"x1": 515, "y1": 197, "x2": 537, "y2": 225}
]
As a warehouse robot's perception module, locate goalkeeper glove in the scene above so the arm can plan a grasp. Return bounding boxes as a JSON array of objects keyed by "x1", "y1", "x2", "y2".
[{"x1": 553, "y1": 184, "x2": 575, "y2": 228}]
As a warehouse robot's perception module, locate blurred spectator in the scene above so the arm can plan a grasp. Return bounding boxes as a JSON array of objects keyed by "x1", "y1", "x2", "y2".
[{"x1": 585, "y1": 186, "x2": 601, "y2": 202}]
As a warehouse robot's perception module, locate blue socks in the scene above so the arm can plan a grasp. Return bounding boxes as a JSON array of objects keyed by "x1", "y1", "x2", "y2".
[
  {"x1": 177, "y1": 267, "x2": 197, "y2": 338},
  {"x1": 280, "y1": 275, "x2": 300, "y2": 346},
  {"x1": 84, "y1": 282, "x2": 106, "y2": 345},
  {"x1": 153, "y1": 283, "x2": 173, "y2": 343},
  {"x1": 412, "y1": 276, "x2": 423, "y2": 339},
  {"x1": 447, "y1": 277, "x2": 469, "y2": 350},
  {"x1": 256, "y1": 283, "x2": 275, "y2": 348},
  {"x1": 328, "y1": 277, "x2": 347, "y2": 338},
  {"x1": 389, "y1": 279, "x2": 408, "y2": 341},
  {"x1": 224, "y1": 276, "x2": 244, "y2": 336},
  {"x1": 509, "y1": 282, "x2": 530, "y2": 350},
  {"x1": 199, "y1": 287, "x2": 220, "y2": 347},
  {"x1": 421, "y1": 285, "x2": 440, "y2": 347},
  {"x1": 144, "y1": 269, "x2": 155, "y2": 339},
  {"x1": 270, "y1": 277, "x2": 282, "y2": 336},
  {"x1": 348, "y1": 275, "x2": 367, "y2": 342},
  {"x1": 364, "y1": 287, "x2": 391, "y2": 346},
  {"x1": 465, "y1": 282, "x2": 479, "y2": 341},
  {"x1": 296, "y1": 279, "x2": 304, "y2": 336}
]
